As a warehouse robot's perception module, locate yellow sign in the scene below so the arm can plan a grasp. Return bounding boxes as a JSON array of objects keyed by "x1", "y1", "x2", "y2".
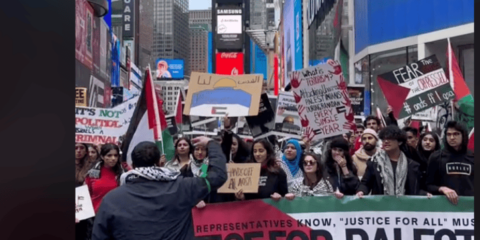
[{"x1": 76, "y1": 87, "x2": 87, "y2": 107}]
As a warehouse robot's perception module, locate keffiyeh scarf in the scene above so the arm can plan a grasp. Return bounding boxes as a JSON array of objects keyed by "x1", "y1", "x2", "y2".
[
  {"x1": 120, "y1": 166, "x2": 181, "y2": 185},
  {"x1": 191, "y1": 156, "x2": 209, "y2": 177},
  {"x1": 370, "y1": 150, "x2": 408, "y2": 196}
]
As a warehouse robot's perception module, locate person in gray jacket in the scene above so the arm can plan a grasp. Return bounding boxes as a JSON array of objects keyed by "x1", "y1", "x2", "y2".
[{"x1": 92, "y1": 136, "x2": 227, "y2": 240}]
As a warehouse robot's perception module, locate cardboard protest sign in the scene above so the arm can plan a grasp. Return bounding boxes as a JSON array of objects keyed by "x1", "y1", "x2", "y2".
[
  {"x1": 377, "y1": 55, "x2": 455, "y2": 119},
  {"x1": 75, "y1": 96, "x2": 139, "y2": 144},
  {"x1": 273, "y1": 92, "x2": 303, "y2": 138},
  {"x1": 76, "y1": 87, "x2": 87, "y2": 107},
  {"x1": 289, "y1": 60, "x2": 355, "y2": 142},
  {"x1": 246, "y1": 93, "x2": 276, "y2": 138},
  {"x1": 412, "y1": 106, "x2": 438, "y2": 121},
  {"x1": 76, "y1": 185, "x2": 95, "y2": 221},
  {"x1": 347, "y1": 86, "x2": 364, "y2": 116},
  {"x1": 217, "y1": 163, "x2": 261, "y2": 193},
  {"x1": 183, "y1": 72, "x2": 263, "y2": 117}
]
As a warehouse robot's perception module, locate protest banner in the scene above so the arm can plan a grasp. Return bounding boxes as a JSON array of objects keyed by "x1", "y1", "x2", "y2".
[
  {"x1": 246, "y1": 93, "x2": 276, "y2": 138},
  {"x1": 193, "y1": 196, "x2": 474, "y2": 240},
  {"x1": 75, "y1": 185, "x2": 95, "y2": 221},
  {"x1": 184, "y1": 72, "x2": 263, "y2": 117},
  {"x1": 273, "y1": 92, "x2": 302, "y2": 138},
  {"x1": 377, "y1": 55, "x2": 455, "y2": 119},
  {"x1": 76, "y1": 87, "x2": 87, "y2": 107},
  {"x1": 347, "y1": 86, "x2": 364, "y2": 116},
  {"x1": 75, "y1": 96, "x2": 139, "y2": 145},
  {"x1": 289, "y1": 60, "x2": 355, "y2": 142},
  {"x1": 217, "y1": 163, "x2": 261, "y2": 194}
]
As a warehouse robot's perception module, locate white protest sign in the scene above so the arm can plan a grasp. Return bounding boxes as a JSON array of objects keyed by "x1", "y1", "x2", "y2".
[
  {"x1": 75, "y1": 96, "x2": 139, "y2": 145},
  {"x1": 273, "y1": 92, "x2": 302, "y2": 138},
  {"x1": 75, "y1": 185, "x2": 95, "y2": 221},
  {"x1": 412, "y1": 106, "x2": 437, "y2": 121},
  {"x1": 290, "y1": 60, "x2": 355, "y2": 141}
]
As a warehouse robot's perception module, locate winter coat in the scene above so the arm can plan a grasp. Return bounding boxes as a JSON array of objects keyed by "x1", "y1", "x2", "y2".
[{"x1": 91, "y1": 141, "x2": 227, "y2": 240}]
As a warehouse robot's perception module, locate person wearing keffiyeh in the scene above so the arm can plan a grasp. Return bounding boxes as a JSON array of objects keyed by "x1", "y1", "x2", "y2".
[
  {"x1": 92, "y1": 137, "x2": 227, "y2": 240},
  {"x1": 278, "y1": 139, "x2": 304, "y2": 188},
  {"x1": 356, "y1": 126, "x2": 427, "y2": 197}
]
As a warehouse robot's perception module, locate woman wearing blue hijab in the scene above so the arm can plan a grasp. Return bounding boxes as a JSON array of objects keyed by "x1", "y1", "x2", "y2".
[{"x1": 279, "y1": 139, "x2": 304, "y2": 188}]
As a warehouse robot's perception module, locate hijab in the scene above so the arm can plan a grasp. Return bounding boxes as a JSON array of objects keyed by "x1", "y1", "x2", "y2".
[{"x1": 281, "y1": 139, "x2": 303, "y2": 177}]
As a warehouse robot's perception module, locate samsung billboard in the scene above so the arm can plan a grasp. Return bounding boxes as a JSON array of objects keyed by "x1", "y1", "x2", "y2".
[
  {"x1": 155, "y1": 59, "x2": 185, "y2": 79},
  {"x1": 215, "y1": 6, "x2": 243, "y2": 50}
]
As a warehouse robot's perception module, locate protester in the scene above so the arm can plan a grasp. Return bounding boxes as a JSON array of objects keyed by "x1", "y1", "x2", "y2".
[
  {"x1": 352, "y1": 129, "x2": 380, "y2": 179},
  {"x1": 354, "y1": 116, "x2": 382, "y2": 152},
  {"x1": 76, "y1": 143, "x2": 91, "y2": 187},
  {"x1": 324, "y1": 137, "x2": 359, "y2": 195},
  {"x1": 416, "y1": 132, "x2": 440, "y2": 192},
  {"x1": 355, "y1": 125, "x2": 365, "y2": 138},
  {"x1": 426, "y1": 121, "x2": 474, "y2": 205},
  {"x1": 83, "y1": 144, "x2": 124, "y2": 239},
  {"x1": 235, "y1": 139, "x2": 293, "y2": 201},
  {"x1": 165, "y1": 137, "x2": 194, "y2": 171},
  {"x1": 356, "y1": 126, "x2": 425, "y2": 197},
  {"x1": 278, "y1": 139, "x2": 304, "y2": 188},
  {"x1": 92, "y1": 137, "x2": 227, "y2": 240},
  {"x1": 88, "y1": 144, "x2": 100, "y2": 165},
  {"x1": 75, "y1": 142, "x2": 91, "y2": 240},
  {"x1": 290, "y1": 153, "x2": 344, "y2": 198},
  {"x1": 403, "y1": 127, "x2": 419, "y2": 149}
]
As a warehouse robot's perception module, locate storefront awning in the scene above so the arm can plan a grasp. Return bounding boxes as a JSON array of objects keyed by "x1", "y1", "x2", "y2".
[{"x1": 88, "y1": 0, "x2": 109, "y2": 17}]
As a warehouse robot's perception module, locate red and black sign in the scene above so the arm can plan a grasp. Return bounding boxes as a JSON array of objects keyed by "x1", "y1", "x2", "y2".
[{"x1": 216, "y1": 52, "x2": 244, "y2": 75}]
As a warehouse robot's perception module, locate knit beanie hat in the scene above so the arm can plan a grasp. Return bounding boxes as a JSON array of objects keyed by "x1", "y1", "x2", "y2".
[
  {"x1": 362, "y1": 128, "x2": 379, "y2": 140},
  {"x1": 329, "y1": 137, "x2": 350, "y2": 152}
]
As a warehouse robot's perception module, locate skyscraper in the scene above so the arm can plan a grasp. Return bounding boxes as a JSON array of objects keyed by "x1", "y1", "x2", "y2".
[
  {"x1": 189, "y1": 9, "x2": 212, "y2": 75},
  {"x1": 152, "y1": 0, "x2": 190, "y2": 78}
]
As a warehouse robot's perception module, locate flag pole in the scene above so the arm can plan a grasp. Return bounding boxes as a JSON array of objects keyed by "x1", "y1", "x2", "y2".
[{"x1": 147, "y1": 64, "x2": 165, "y2": 154}]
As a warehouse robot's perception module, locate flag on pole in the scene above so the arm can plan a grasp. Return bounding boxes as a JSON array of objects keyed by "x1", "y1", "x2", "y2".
[
  {"x1": 446, "y1": 39, "x2": 474, "y2": 132},
  {"x1": 121, "y1": 66, "x2": 175, "y2": 166},
  {"x1": 376, "y1": 107, "x2": 387, "y2": 128}
]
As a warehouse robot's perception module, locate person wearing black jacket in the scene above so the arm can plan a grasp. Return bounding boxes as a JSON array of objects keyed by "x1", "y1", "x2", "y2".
[
  {"x1": 92, "y1": 137, "x2": 227, "y2": 240},
  {"x1": 324, "y1": 137, "x2": 360, "y2": 195},
  {"x1": 235, "y1": 139, "x2": 294, "y2": 201},
  {"x1": 357, "y1": 126, "x2": 426, "y2": 197},
  {"x1": 415, "y1": 132, "x2": 440, "y2": 192},
  {"x1": 426, "y1": 121, "x2": 474, "y2": 205}
]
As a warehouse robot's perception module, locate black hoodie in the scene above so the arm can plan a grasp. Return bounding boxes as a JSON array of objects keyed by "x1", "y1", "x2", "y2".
[{"x1": 426, "y1": 128, "x2": 474, "y2": 196}]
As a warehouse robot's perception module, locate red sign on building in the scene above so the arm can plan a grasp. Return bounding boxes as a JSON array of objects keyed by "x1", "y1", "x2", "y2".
[{"x1": 216, "y1": 52, "x2": 244, "y2": 75}]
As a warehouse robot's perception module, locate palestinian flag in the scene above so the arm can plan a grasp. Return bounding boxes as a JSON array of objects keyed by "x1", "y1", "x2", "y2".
[
  {"x1": 446, "y1": 40, "x2": 474, "y2": 133},
  {"x1": 121, "y1": 66, "x2": 175, "y2": 166}
]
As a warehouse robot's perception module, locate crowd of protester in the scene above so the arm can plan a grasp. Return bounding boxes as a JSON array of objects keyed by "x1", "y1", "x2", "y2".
[{"x1": 75, "y1": 105, "x2": 474, "y2": 239}]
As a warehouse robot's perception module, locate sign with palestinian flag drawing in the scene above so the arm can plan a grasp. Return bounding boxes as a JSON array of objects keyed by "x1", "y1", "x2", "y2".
[
  {"x1": 289, "y1": 60, "x2": 355, "y2": 142},
  {"x1": 183, "y1": 72, "x2": 263, "y2": 117},
  {"x1": 377, "y1": 55, "x2": 455, "y2": 119},
  {"x1": 75, "y1": 96, "x2": 139, "y2": 145},
  {"x1": 193, "y1": 196, "x2": 473, "y2": 240}
]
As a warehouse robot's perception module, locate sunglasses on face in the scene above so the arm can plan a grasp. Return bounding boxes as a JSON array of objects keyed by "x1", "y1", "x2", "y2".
[{"x1": 303, "y1": 160, "x2": 316, "y2": 166}]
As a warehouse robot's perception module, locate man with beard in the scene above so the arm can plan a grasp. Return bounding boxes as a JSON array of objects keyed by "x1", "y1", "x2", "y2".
[
  {"x1": 353, "y1": 116, "x2": 383, "y2": 152},
  {"x1": 352, "y1": 129, "x2": 380, "y2": 180},
  {"x1": 356, "y1": 126, "x2": 425, "y2": 197},
  {"x1": 426, "y1": 121, "x2": 474, "y2": 205}
]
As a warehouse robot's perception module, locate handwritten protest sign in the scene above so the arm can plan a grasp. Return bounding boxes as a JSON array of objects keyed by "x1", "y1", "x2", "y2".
[
  {"x1": 76, "y1": 185, "x2": 95, "y2": 221},
  {"x1": 289, "y1": 60, "x2": 355, "y2": 142},
  {"x1": 273, "y1": 92, "x2": 302, "y2": 138},
  {"x1": 347, "y1": 86, "x2": 364, "y2": 116},
  {"x1": 75, "y1": 96, "x2": 138, "y2": 144},
  {"x1": 246, "y1": 93, "x2": 276, "y2": 138},
  {"x1": 217, "y1": 163, "x2": 261, "y2": 193},
  {"x1": 377, "y1": 55, "x2": 455, "y2": 119},
  {"x1": 76, "y1": 87, "x2": 87, "y2": 107},
  {"x1": 183, "y1": 72, "x2": 263, "y2": 117}
]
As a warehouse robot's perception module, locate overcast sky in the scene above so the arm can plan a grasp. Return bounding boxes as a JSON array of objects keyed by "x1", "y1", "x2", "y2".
[{"x1": 189, "y1": 0, "x2": 211, "y2": 10}]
